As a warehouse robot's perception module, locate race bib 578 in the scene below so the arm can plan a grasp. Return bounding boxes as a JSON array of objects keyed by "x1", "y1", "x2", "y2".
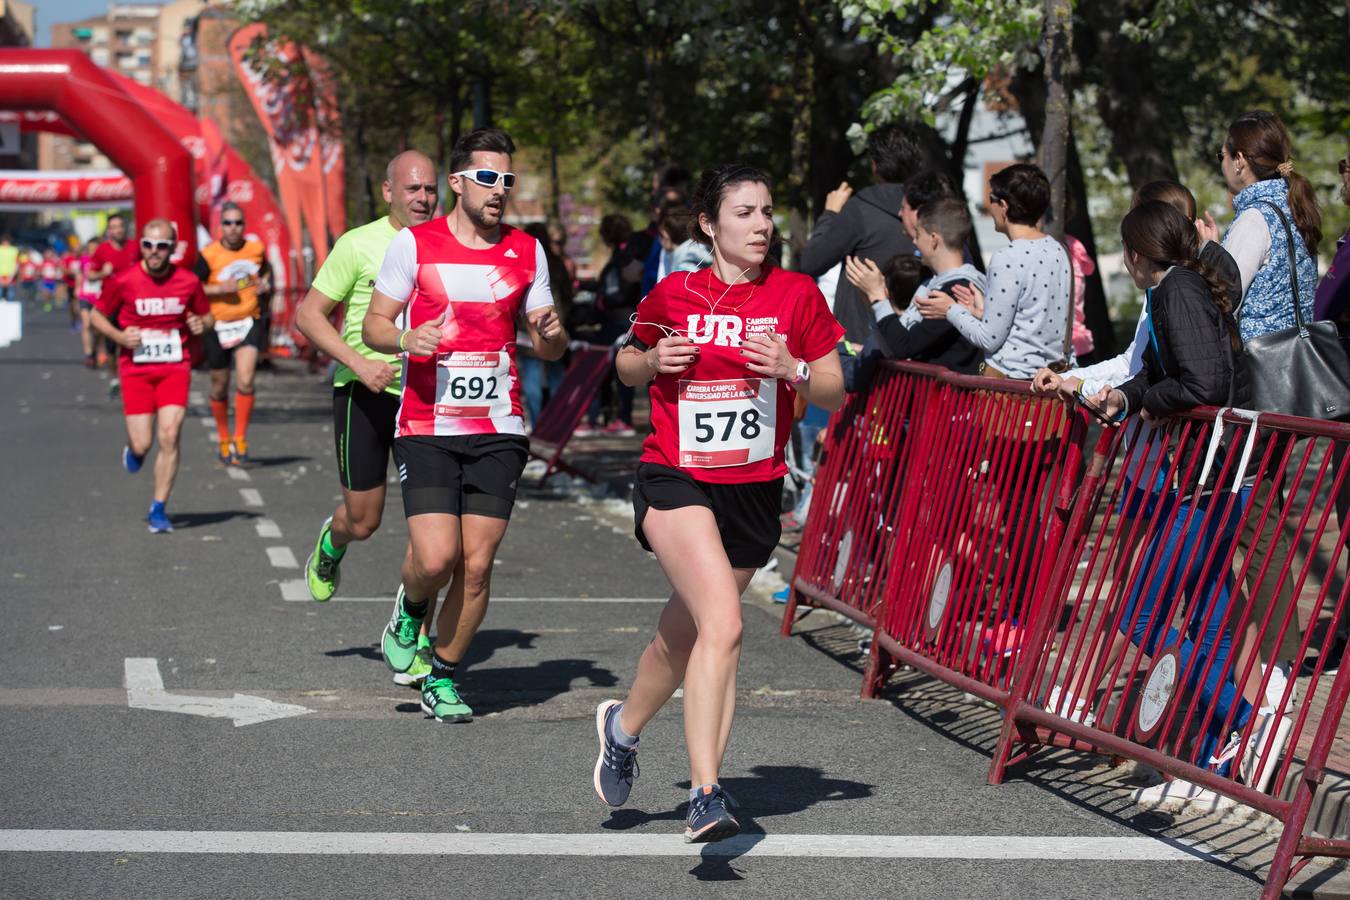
[{"x1": 677, "y1": 378, "x2": 776, "y2": 468}]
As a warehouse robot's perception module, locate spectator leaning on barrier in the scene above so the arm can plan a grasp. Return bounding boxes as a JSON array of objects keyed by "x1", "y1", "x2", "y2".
[
  {"x1": 1032, "y1": 181, "x2": 1244, "y2": 732},
  {"x1": 845, "y1": 196, "x2": 985, "y2": 376},
  {"x1": 1091, "y1": 201, "x2": 1260, "y2": 783},
  {"x1": 798, "y1": 123, "x2": 924, "y2": 344},
  {"x1": 914, "y1": 163, "x2": 1072, "y2": 379}
]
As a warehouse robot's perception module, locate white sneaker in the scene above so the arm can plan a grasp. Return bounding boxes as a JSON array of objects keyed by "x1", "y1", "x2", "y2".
[
  {"x1": 1240, "y1": 709, "x2": 1294, "y2": 794},
  {"x1": 1131, "y1": 778, "x2": 1235, "y2": 813},
  {"x1": 1260, "y1": 662, "x2": 1295, "y2": 716},
  {"x1": 1045, "y1": 684, "x2": 1097, "y2": 728}
]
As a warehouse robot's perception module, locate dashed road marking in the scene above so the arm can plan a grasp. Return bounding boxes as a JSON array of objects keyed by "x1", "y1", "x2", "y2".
[
  {"x1": 256, "y1": 518, "x2": 282, "y2": 539},
  {"x1": 239, "y1": 488, "x2": 263, "y2": 507},
  {"x1": 226, "y1": 467, "x2": 250, "y2": 482},
  {"x1": 266, "y1": 547, "x2": 299, "y2": 569},
  {"x1": 0, "y1": 830, "x2": 1215, "y2": 861}
]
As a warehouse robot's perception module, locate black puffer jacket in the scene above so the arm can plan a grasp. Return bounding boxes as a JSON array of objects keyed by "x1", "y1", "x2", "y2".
[{"x1": 1118, "y1": 265, "x2": 1249, "y2": 418}]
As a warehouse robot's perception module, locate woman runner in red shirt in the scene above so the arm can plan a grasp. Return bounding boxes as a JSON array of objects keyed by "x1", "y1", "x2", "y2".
[{"x1": 591, "y1": 165, "x2": 845, "y2": 842}]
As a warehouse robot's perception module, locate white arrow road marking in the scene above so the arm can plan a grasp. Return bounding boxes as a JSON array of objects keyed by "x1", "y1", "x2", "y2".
[{"x1": 124, "y1": 658, "x2": 311, "y2": 727}]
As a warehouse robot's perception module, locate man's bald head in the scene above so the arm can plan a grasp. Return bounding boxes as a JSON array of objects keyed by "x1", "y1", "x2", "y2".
[{"x1": 383, "y1": 151, "x2": 437, "y2": 229}]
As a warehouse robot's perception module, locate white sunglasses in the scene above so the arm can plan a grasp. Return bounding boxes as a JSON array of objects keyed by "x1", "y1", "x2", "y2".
[{"x1": 453, "y1": 168, "x2": 516, "y2": 189}]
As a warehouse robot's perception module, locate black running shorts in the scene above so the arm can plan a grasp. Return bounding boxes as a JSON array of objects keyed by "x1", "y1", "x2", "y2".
[
  {"x1": 202, "y1": 317, "x2": 264, "y2": 369},
  {"x1": 393, "y1": 433, "x2": 529, "y2": 520},
  {"x1": 632, "y1": 462, "x2": 783, "y2": 569},
  {"x1": 333, "y1": 383, "x2": 400, "y2": 492}
]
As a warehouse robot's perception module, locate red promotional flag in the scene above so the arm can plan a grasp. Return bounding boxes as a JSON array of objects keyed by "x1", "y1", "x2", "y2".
[
  {"x1": 226, "y1": 23, "x2": 334, "y2": 269},
  {"x1": 303, "y1": 47, "x2": 346, "y2": 237}
]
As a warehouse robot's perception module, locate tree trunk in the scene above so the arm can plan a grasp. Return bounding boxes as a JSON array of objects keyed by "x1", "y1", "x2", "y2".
[
  {"x1": 1038, "y1": 0, "x2": 1073, "y2": 240},
  {"x1": 1013, "y1": 63, "x2": 1116, "y2": 361},
  {"x1": 549, "y1": 142, "x2": 561, "y2": 224},
  {"x1": 950, "y1": 78, "x2": 984, "y2": 268},
  {"x1": 786, "y1": 1, "x2": 815, "y2": 257},
  {"x1": 1082, "y1": 0, "x2": 1179, "y2": 186}
]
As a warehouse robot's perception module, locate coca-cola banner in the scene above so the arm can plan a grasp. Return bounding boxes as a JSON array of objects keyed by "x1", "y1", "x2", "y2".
[{"x1": 0, "y1": 169, "x2": 131, "y2": 208}]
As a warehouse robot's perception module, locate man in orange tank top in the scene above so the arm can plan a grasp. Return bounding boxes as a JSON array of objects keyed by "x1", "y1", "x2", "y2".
[
  {"x1": 195, "y1": 201, "x2": 271, "y2": 464},
  {"x1": 364, "y1": 127, "x2": 568, "y2": 723}
]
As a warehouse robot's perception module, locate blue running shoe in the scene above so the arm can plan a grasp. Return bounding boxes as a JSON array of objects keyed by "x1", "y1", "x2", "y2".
[
  {"x1": 684, "y1": 784, "x2": 739, "y2": 844},
  {"x1": 593, "y1": 700, "x2": 639, "y2": 807},
  {"x1": 122, "y1": 446, "x2": 144, "y2": 474},
  {"x1": 147, "y1": 501, "x2": 173, "y2": 534}
]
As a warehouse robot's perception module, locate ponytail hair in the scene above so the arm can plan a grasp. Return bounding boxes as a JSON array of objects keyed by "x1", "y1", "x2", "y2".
[
  {"x1": 1225, "y1": 110, "x2": 1322, "y2": 258},
  {"x1": 1121, "y1": 201, "x2": 1236, "y2": 319}
]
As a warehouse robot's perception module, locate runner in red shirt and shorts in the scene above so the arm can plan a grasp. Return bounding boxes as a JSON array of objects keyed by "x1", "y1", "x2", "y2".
[
  {"x1": 364, "y1": 128, "x2": 568, "y2": 723},
  {"x1": 589, "y1": 165, "x2": 845, "y2": 843},
  {"x1": 89, "y1": 219, "x2": 211, "y2": 533}
]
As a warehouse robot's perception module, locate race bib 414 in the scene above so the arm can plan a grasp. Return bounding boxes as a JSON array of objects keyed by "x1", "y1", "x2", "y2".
[{"x1": 133, "y1": 328, "x2": 182, "y2": 364}]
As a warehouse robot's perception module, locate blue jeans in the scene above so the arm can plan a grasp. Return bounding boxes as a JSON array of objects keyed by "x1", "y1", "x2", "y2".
[
  {"x1": 518, "y1": 354, "x2": 564, "y2": 428},
  {"x1": 1119, "y1": 486, "x2": 1253, "y2": 766},
  {"x1": 792, "y1": 404, "x2": 831, "y2": 518}
]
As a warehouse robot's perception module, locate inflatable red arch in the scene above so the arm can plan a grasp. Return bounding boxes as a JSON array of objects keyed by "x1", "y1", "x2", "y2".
[{"x1": 0, "y1": 49, "x2": 197, "y2": 265}]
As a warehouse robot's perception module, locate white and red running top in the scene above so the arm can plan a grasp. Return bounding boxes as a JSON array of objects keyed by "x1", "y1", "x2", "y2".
[
  {"x1": 375, "y1": 220, "x2": 553, "y2": 438},
  {"x1": 631, "y1": 265, "x2": 842, "y2": 484}
]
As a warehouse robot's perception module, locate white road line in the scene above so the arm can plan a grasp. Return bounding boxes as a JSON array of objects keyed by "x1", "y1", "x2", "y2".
[
  {"x1": 0, "y1": 830, "x2": 1212, "y2": 860},
  {"x1": 267, "y1": 547, "x2": 299, "y2": 569},
  {"x1": 239, "y1": 488, "x2": 263, "y2": 507},
  {"x1": 276, "y1": 582, "x2": 667, "y2": 604},
  {"x1": 256, "y1": 518, "x2": 282, "y2": 539},
  {"x1": 189, "y1": 392, "x2": 205, "y2": 405},
  {"x1": 226, "y1": 467, "x2": 250, "y2": 482},
  {"x1": 199, "y1": 417, "x2": 214, "y2": 428}
]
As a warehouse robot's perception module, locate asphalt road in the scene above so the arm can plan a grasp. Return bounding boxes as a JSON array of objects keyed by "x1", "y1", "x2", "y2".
[{"x1": 0, "y1": 311, "x2": 1274, "y2": 898}]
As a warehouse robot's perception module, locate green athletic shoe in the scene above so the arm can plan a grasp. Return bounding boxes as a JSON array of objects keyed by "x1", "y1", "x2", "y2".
[
  {"x1": 393, "y1": 635, "x2": 433, "y2": 686},
  {"x1": 421, "y1": 676, "x2": 473, "y2": 723},
  {"x1": 381, "y1": 585, "x2": 423, "y2": 673},
  {"x1": 305, "y1": 516, "x2": 342, "y2": 602}
]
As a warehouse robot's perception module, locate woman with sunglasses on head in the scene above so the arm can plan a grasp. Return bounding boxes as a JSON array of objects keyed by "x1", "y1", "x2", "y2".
[
  {"x1": 88, "y1": 219, "x2": 211, "y2": 533},
  {"x1": 591, "y1": 164, "x2": 844, "y2": 842}
]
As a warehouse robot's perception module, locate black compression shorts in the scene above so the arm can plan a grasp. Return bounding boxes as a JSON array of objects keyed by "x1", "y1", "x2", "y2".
[
  {"x1": 393, "y1": 433, "x2": 529, "y2": 520},
  {"x1": 333, "y1": 383, "x2": 400, "y2": 492}
]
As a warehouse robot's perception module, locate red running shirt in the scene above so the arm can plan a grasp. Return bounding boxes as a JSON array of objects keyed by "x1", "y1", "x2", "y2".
[
  {"x1": 631, "y1": 265, "x2": 842, "y2": 484},
  {"x1": 92, "y1": 240, "x2": 140, "y2": 276},
  {"x1": 96, "y1": 263, "x2": 209, "y2": 367},
  {"x1": 374, "y1": 220, "x2": 553, "y2": 438}
]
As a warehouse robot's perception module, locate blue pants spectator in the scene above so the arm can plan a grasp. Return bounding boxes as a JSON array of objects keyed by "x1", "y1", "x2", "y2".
[
  {"x1": 1119, "y1": 486, "x2": 1253, "y2": 769},
  {"x1": 519, "y1": 353, "x2": 564, "y2": 430}
]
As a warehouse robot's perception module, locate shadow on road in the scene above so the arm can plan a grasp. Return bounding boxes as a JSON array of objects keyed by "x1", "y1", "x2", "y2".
[
  {"x1": 234, "y1": 454, "x2": 311, "y2": 468},
  {"x1": 171, "y1": 510, "x2": 262, "y2": 528}
]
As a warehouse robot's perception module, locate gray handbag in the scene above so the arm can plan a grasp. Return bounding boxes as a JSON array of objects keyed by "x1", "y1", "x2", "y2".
[{"x1": 1243, "y1": 202, "x2": 1350, "y2": 419}]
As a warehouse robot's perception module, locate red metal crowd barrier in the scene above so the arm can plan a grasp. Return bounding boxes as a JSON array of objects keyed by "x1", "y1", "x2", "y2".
[
  {"x1": 782, "y1": 361, "x2": 1350, "y2": 896},
  {"x1": 782, "y1": 362, "x2": 939, "y2": 632},
  {"x1": 527, "y1": 344, "x2": 612, "y2": 486},
  {"x1": 867, "y1": 366, "x2": 1087, "y2": 699},
  {"x1": 992, "y1": 408, "x2": 1350, "y2": 897}
]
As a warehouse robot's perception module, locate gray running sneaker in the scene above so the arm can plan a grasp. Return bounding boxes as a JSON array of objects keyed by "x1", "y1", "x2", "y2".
[
  {"x1": 593, "y1": 700, "x2": 639, "y2": 807},
  {"x1": 684, "y1": 784, "x2": 740, "y2": 844}
]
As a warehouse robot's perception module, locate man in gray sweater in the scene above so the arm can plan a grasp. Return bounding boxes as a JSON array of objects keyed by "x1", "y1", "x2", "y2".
[{"x1": 798, "y1": 124, "x2": 924, "y2": 344}]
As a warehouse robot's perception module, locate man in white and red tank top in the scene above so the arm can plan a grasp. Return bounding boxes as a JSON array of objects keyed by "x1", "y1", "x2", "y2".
[{"x1": 364, "y1": 127, "x2": 567, "y2": 723}]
